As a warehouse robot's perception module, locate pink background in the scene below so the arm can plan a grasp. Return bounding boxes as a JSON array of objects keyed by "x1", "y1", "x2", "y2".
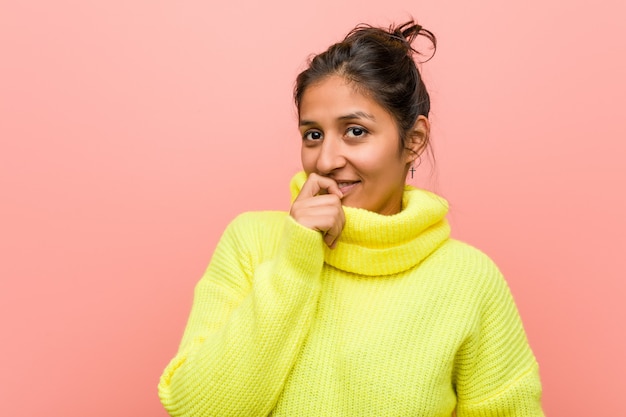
[{"x1": 1, "y1": 1, "x2": 624, "y2": 416}]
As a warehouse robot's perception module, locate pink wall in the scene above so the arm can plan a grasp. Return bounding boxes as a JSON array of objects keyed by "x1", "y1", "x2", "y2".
[{"x1": 1, "y1": 1, "x2": 624, "y2": 416}]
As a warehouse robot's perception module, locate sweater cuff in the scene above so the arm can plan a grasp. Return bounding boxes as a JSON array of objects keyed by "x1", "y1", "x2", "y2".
[
  {"x1": 273, "y1": 215, "x2": 325, "y2": 286},
  {"x1": 456, "y1": 364, "x2": 544, "y2": 417}
]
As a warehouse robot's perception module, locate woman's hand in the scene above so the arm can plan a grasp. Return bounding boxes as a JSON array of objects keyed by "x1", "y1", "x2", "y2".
[{"x1": 290, "y1": 173, "x2": 345, "y2": 248}]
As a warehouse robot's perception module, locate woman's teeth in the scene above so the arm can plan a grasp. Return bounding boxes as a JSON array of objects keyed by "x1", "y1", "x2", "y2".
[{"x1": 337, "y1": 181, "x2": 360, "y2": 193}]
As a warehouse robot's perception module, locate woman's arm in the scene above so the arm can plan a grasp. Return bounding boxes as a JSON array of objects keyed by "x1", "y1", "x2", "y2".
[
  {"x1": 454, "y1": 264, "x2": 544, "y2": 417},
  {"x1": 158, "y1": 212, "x2": 325, "y2": 417}
]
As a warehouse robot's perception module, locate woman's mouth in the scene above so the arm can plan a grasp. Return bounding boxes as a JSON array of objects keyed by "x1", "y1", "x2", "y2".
[{"x1": 337, "y1": 181, "x2": 360, "y2": 196}]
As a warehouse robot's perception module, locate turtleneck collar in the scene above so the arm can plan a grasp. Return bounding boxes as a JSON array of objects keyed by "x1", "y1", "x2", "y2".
[{"x1": 289, "y1": 172, "x2": 450, "y2": 276}]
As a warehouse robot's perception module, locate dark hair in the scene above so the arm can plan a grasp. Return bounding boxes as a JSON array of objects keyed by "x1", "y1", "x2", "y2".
[{"x1": 294, "y1": 20, "x2": 436, "y2": 156}]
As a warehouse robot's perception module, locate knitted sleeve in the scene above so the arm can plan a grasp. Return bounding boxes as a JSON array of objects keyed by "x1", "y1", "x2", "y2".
[
  {"x1": 158, "y1": 212, "x2": 324, "y2": 417},
  {"x1": 454, "y1": 264, "x2": 544, "y2": 417}
]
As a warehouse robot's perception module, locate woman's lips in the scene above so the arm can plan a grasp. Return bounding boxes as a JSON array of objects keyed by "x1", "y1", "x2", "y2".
[{"x1": 337, "y1": 181, "x2": 360, "y2": 196}]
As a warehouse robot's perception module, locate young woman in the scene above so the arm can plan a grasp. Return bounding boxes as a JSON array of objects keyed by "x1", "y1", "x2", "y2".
[{"x1": 159, "y1": 20, "x2": 544, "y2": 416}]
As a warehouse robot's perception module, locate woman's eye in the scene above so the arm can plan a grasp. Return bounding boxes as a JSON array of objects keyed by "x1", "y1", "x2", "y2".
[
  {"x1": 346, "y1": 127, "x2": 367, "y2": 138},
  {"x1": 304, "y1": 130, "x2": 323, "y2": 140}
]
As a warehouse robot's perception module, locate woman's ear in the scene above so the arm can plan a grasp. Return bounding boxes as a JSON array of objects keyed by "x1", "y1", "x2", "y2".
[{"x1": 404, "y1": 115, "x2": 430, "y2": 163}]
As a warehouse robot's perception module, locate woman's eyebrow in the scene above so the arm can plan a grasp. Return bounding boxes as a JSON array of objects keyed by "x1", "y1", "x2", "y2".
[
  {"x1": 299, "y1": 111, "x2": 376, "y2": 127},
  {"x1": 338, "y1": 111, "x2": 376, "y2": 121},
  {"x1": 299, "y1": 120, "x2": 317, "y2": 127}
]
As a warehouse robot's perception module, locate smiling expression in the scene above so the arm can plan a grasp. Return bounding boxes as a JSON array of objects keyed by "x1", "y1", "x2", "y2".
[{"x1": 298, "y1": 75, "x2": 421, "y2": 215}]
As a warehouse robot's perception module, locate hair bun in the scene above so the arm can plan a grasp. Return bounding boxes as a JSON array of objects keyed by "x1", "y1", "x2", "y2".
[{"x1": 391, "y1": 20, "x2": 437, "y2": 62}]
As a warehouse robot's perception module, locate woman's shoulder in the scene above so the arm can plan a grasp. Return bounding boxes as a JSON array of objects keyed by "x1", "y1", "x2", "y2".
[
  {"x1": 217, "y1": 211, "x2": 294, "y2": 261},
  {"x1": 436, "y1": 238, "x2": 498, "y2": 264},
  {"x1": 222, "y1": 210, "x2": 289, "y2": 240},
  {"x1": 435, "y1": 238, "x2": 497, "y2": 268},
  {"x1": 428, "y1": 238, "x2": 508, "y2": 290},
  {"x1": 423, "y1": 239, "x2": 523, "y2": 325}
]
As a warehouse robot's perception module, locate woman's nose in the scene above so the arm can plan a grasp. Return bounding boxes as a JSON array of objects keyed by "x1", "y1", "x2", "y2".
[{"x1": 315, "y1": 136, "x2": 346, "y2": 174}]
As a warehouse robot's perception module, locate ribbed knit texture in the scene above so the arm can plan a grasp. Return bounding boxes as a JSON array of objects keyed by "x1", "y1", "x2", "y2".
[{"x1": 158, "y1": 172, "x2": 544, "y2": 417}]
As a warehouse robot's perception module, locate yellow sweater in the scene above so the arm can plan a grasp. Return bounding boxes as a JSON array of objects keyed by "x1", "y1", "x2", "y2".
[{"x1": 158, "y1": 172, "x2": 543, "y2": 416}]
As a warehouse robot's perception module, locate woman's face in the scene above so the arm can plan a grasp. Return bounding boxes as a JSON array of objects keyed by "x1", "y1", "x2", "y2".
[{"x1": 298, "y1": 75, "x2": 423, "y2": 215}]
